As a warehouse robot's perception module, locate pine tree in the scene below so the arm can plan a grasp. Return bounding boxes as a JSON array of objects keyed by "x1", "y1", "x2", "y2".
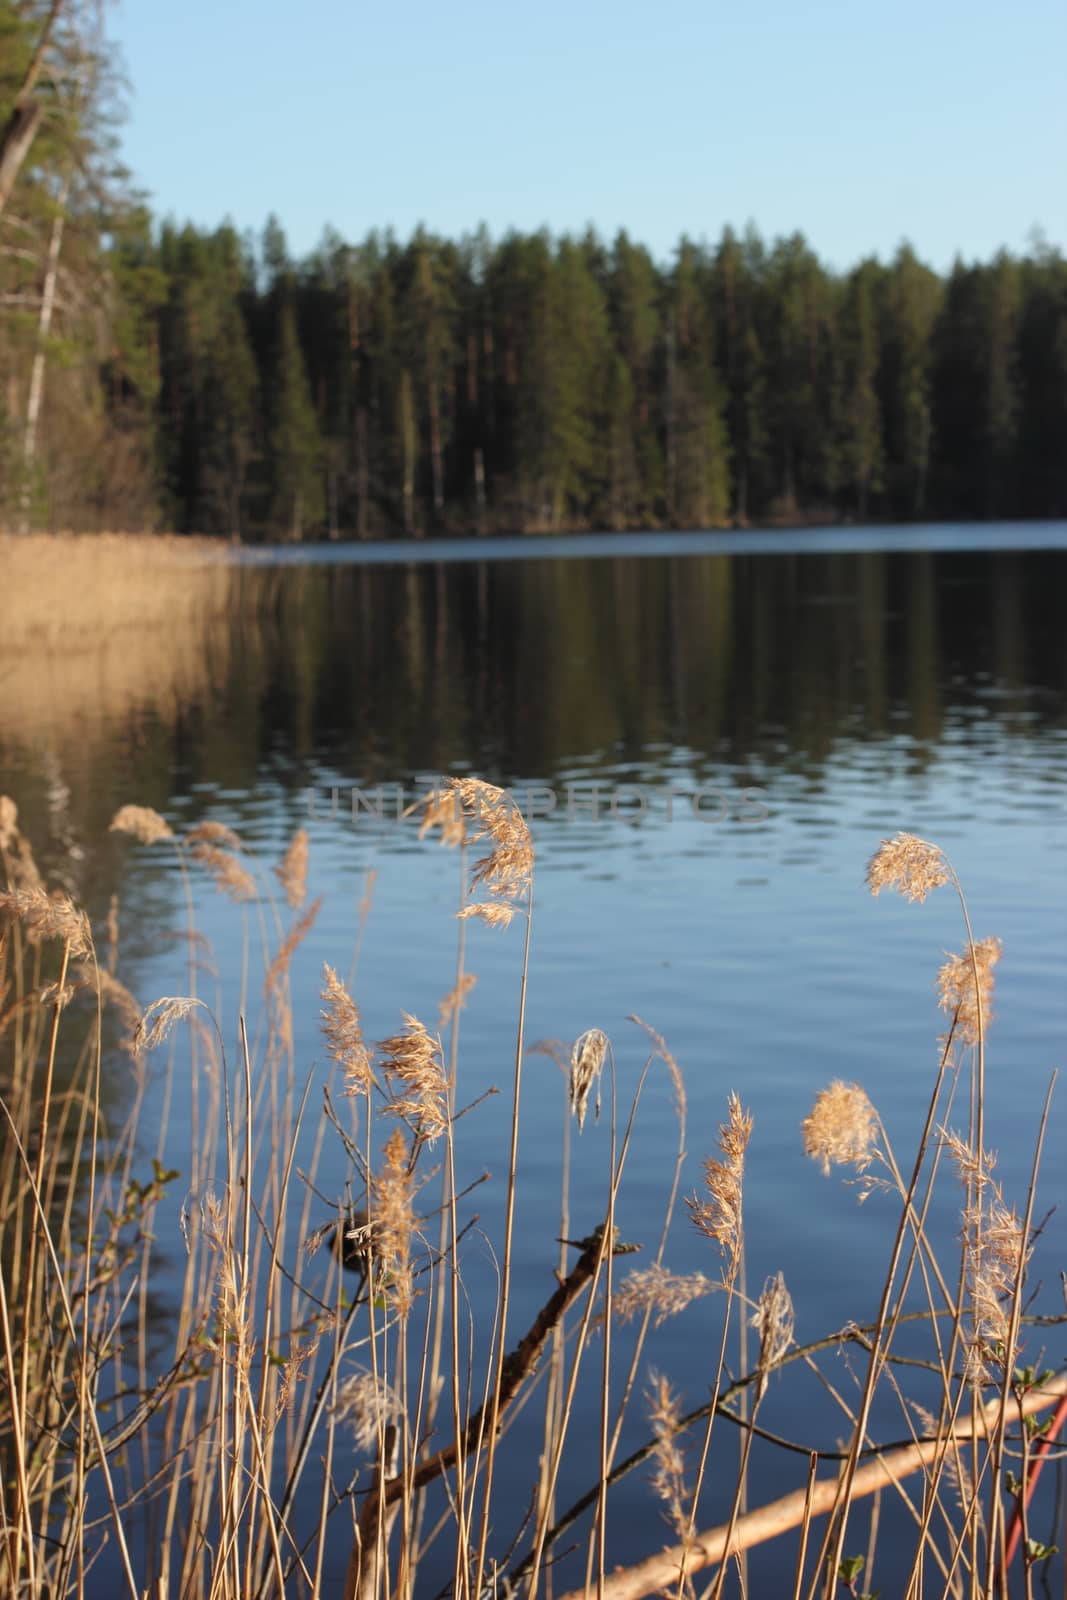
[
  {"x1": 837, "y1": 259, "x2": 885, "y2": 519},
  {"x1": 666, "y1": 240, "x2": 731, "y2": 527},
  {"x1": 879, "y1": 244, "x2": 941, "y2": 518},
  {"x1": 269, "y1": 296, "x2": 323, "y2": 539}
]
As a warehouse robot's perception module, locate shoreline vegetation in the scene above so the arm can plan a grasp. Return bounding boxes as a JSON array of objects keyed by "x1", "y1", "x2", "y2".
[
  {"x1": 1, "y1": 784, "x2": 1063, "y2": 1599},
  {"x1": 2, "y1": 221, "x2": 1066, "y2": 544},
  {"x1": 0, "y1": 534, "x2": 279, "y2": 739}
]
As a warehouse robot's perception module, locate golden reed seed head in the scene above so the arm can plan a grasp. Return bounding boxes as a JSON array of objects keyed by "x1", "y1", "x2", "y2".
[
  {"x1": 457, "y1": 901, "x2": 517, "y2": 928},
  {"x1": 418, "y1": 788, "x2": 466, "y2": 848},
  {"x1": 802, "y1": 1081, "x2": 879, "y2": 1177},
  {"x1": 265, "y1": 897, "x2": 322, "y2": 1002},
  {"x1": 866, "y1": 832, "x2": 950, "y2": 903},
  {"x1": 527, "y1": 1037, "x2": 571, "y2": 1074},
  {"x1": 377, "y1": 1012, "x2": 449, "y2": 1145},
  {"x1": 941, "y1": 1127, "x2": 1030, "y2": 1375},
  {"x1": 0, "y1": 885, "x2": 92, "y2": 958},
  {"x1": 569, "y1": 1028, "x2": 610, "y2": 1132},
  {"x1": 274, "y1": 827, "x2": 309, "y2": 909},
  {"x1": 628, "y1": 1013, "x2": 687, "y2": 1119},
  {"x1": 687, "y1": 1091, "x2": 752, "y2": 1263},
  {"x1": 751, "y1": 1271, "x2": 795, "y2": 1402},
  {"x1": 937, "y1": 936, "x2": 1002, "y2": 1046},
  {"x1": 320, "y1": 964, "x2": 372, "y2": 1095},
  {"x1": 189, "y1": 842, "x2": 256, "y2": 902},
  {"x1": 612, "y1": 1264, "x2": 713, "y2": 1329},
  {"x1": 185, "y1": 819, "x2": 243, "y2": 851},
  {"x1": 372, "y1": 1127, "x2": 416, "y2": 1314},
  {"x1": 333, "y1": 1369, "x2": 402, "y2": 1454},
  {"x1": 133, "y1": 995, "x2": 208, "y2": 1053},
  {"x1": 448, "y1": 777, "x2": 533, "y2": 901},
  {"x1": 646, "y1": 1370, "x2": 689, "y2": 1538},
  {"x1": 109, "y1": 804, "x2": 174, "y2": 846},
  {"x1": 439, "y1": 971, "x2": 477, "y2": 1029},
  {"x1": 0, "y1": 795, "x2": 18, "y2": 852}
]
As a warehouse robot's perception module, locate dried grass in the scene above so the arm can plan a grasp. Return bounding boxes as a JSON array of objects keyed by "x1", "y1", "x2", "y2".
[
  {"x1": 802, "y1": 1081, "x2": 879, "y2": 1176},
  {"x1": 937, "y1": 937, "x2": 1002, "y2": 1047},
  {"x1": 0, "y1": 532, "x2": 240, "y2": 649},
  {"x1": 0, "y1": 884, "x2": 92, "y2": 957},
  {"x1": 569, "y1": 1028, "x2": 609, "y2": 1132},
  {"x1": 109, "y1": 805, "x2": 174, "y2": 845},
  {"x1": 321, "y1": 965, "x2": 373, "y2": 1096},
  {"x1": 0, "y1": 535, "x2": 269, "y2": 742},
  {"x1": 611, "y1": 1265, "x2": 713, "y2": 1329},
  {"x1": 687, "y1": 1091, "x2": 752, "y2": 1265},
  {"x1": 377, "y1": 1013, "x2": 449, "y2": 1146},
  {"x1": 189, "y1": 842, "x2": 257, "y2": 902},
  {"x1": 866, "y1": 832, "x2": 950, "y2": 902},
  {"x1": 1, "y1": 810, "x2": 1059, "y2": 1600},
  {"x1": 275, "y1": 828, "x2": 310, "y2": 909}
]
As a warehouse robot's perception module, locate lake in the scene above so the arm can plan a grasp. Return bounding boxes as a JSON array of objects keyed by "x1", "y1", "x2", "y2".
[{"x1": 3, "y1": 523, "x2": 1066, "y2": 1596}]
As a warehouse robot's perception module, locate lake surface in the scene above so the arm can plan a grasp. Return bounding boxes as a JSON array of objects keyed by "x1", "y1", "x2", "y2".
[{"x1": 3, "y1": 523, "x2": 1066, "y2": 1594}]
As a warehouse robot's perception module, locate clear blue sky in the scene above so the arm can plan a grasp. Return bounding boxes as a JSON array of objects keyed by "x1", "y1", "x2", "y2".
[{"x1": 112, "y1": 0, "x2": 1066, "y2": 270}]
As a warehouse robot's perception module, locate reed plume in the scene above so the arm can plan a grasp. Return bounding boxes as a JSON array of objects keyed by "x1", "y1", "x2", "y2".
[
  {"x1": 866, "y1": 832, "x2": 949, "y2": 903},
  {"x1": 801, "y1": 1081, "x2": 878, "y2": 1177},
  {"x1": 942, "y1": 1128, "x2": 1030, "y2": 1375},
  {"x1": 611, "y1": 1265, "x2": 713, "y2": 1329},
  {"x1": 335, "y1": 1370, "x2": 402, "y2": 1454},
  {"x1": 189, "y1": 842, "x2": 257, "y2": 902},
  {"x1": 109, "y1": 804, "x2": 174, "y2": 845},
  {"x1": 687, "y1": 1091, "x2": 752, "y2": 1266},
  {"x1": 133, "y1": 995, "x2": 208, "y2": 1053},
  {"x1": 418, "y1": 787, "x2": 466, "y2": 848},
  {"x1": 274, "y1": 827, "x2": 310, "y2": 908},
  {"x1": 265, "y1": 898, "x2": 322, "y2": 1002},
  {"x1": 439, "y1": 972, "x2": 477, "y2": 1029},
  {"x1": 448, "y1": 778, "x2": 534, "y2": 930},
  {"x1": 457, "y1": 901, "x2": 517, "y2": 929},
  {"x1": 646, "y1": 1371, "x2": 690, "y2": 1542},
  {"x1": 372, "y1": 1127, "x2": 416, "y2": 1314},
  {"x1": 185, "y1": 820, "x2": 244, "y2": 851},
  {"x1": 321, "y1": 965, "x2": 373, "y2": 1096},
  {"x1": 377, "y1": 1013, "x2": 449, "y2": 1145},
  {"x1": 751, "y1": 1272, "x2": 794, "y2": 1402},
  {"x1": 569, "y1": 1028, "x2": 609, "y2": 1132},
  {"x1": 937, "y1": 936, "x2": 1002, "y2": 1046},
  {"x1": 0, "y1": 794, "x2": 18, "y2": 851},
  {"x1": 0, "y1": 884, "x2": 92, "y2": 958}
]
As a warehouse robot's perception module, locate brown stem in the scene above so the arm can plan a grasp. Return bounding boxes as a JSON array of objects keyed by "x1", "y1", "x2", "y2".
[{"x1": 359, "y1": 1226, "x2": 634, "y2": 1526}]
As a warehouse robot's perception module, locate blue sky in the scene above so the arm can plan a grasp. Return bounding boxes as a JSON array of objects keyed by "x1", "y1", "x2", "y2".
[{"x1": 112, "y1": 0, "x2": 1066, "y2": 270}]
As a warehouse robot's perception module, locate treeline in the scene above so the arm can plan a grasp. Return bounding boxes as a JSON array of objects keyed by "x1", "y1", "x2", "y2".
[{"x1": 2, "y1": 8, "x2": 1066, "y2": 538}]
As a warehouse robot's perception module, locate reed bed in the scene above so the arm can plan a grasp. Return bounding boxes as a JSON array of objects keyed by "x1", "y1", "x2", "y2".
[
  {"x1": 0, "y1": 533, "x2": 248, "y2": 649},
  {"x1": 0, "y1": 533, "x2": 278, "y2": 738},
  {"x1": 0, "y1": 784, "x2": 1063, "y2": 1600}
]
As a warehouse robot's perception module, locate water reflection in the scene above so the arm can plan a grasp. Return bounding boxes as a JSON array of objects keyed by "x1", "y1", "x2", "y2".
[{"x1": 2, "y1": 536, "x2": 1066, "y2": 1594}]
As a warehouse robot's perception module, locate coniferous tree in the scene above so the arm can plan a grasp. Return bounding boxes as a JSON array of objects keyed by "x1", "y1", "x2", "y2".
[
  {"x1": 667, "y1": 240, "x2": 731, "y2": 526},
  {"x1": 879, "y1": 244, "x2": 941, "y2": 518},
  {"x1": 837, "y1": 259, "x2": 885, "y2": 519},
  {"x1": 269, "y1": 296, "x2": 323, "y2": 539}
]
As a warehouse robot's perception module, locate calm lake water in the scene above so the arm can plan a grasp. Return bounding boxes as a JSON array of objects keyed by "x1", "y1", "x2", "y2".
[{"x1": 4, "y1": 523, "x2": 1067, "y2": 1594}]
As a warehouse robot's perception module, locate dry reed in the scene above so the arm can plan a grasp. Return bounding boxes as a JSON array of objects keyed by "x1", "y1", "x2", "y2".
[
  {"x1": 801, "y1": 1080, "x2": 879, "y2": 1176},
  {"x1": 686, "y1": 1091, "x2": 751, "y2": 1265},
  {"x1": 0, "y1": 806, "x2": 1060, "y2": 1600}
]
